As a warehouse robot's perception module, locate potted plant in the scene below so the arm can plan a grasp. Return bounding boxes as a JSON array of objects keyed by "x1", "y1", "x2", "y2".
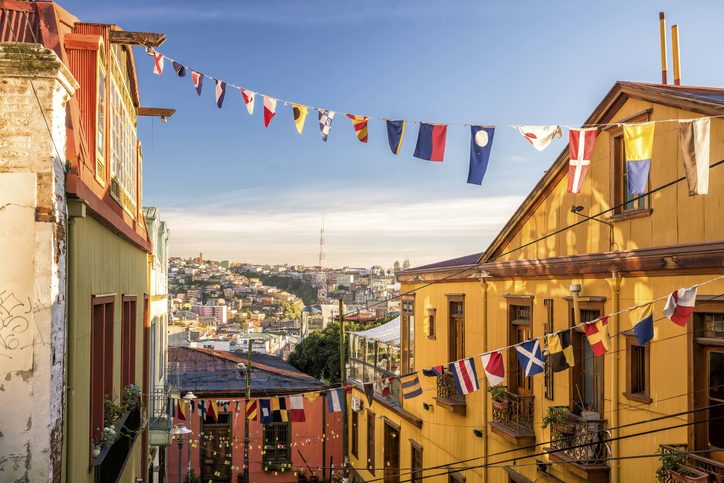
[
  {"x1": 104, "y1": 397, "x2": 123, "y2": 427},
  {"x1": 487, "y1": 385, "x2": 509, "y2": 411},
  {"x1": 657, "y1": 451, "x2": 709, "y2": 482},
  {"x1": 121, "y1": 384, "x2": 142, "y2": 411},
  {"x1": 91, "y1": 432, "x2": 102, "y2": 459},
  {"x1": 542, "y1": 407, "x2": 574, "y2": 435}
]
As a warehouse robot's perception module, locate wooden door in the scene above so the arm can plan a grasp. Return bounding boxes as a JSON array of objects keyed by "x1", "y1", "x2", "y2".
[
  {"x1": 693, "y1": 309, "x2": 724, "y2": 462},
  {"x1": 383, "y1": 423, "x2": 400, "y2": 483},
  {"x1": 571, "y1": 308, "x2": 604, "y2": 414},
  {"x1": 514, "y1": 325, "x2": 533, "y2": 395},
  {"x1": 448, "y1": 301, "x2": 464, "y2": 362},
  {"x1": 201, "y1": 414, "x2": 232, "y2": 482}
]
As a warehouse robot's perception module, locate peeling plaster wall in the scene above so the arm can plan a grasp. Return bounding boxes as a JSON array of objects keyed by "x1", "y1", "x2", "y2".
[{"x1": 0, "y1": 43, "x2": 77, "y2": 482}]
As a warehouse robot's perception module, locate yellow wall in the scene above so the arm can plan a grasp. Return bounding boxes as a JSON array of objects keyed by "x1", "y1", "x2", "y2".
[{"x1": 65, "y1": 209, "x2": 148, "y2": 483}]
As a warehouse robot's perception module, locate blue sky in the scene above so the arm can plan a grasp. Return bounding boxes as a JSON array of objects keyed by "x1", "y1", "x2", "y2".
[{"x1": 66, "y1": 1, "x2": 724, "y2": 267}]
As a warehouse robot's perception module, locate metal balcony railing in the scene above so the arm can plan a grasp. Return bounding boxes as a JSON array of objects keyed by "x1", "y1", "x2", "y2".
[
  {"x1": 547, "y1": 407, "x2": 611, "y2": 466},
  {"x1": 436, "y1": 372, "x2": 465, "y2": 404},
  {"x1": 148, "y1": 385, "x2": 173, "y2": 432},
  {"x1": 659, "y1": 444, "x2": 724, "y2": 482},
  {"x1": 491, "y1": 390, "x2": 535, "y2": 434}
]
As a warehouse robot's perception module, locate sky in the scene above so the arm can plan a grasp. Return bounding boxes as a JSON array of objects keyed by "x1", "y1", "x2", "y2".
[{"x1": 63, "y1": 0, "x2": 724, "y2": 268}]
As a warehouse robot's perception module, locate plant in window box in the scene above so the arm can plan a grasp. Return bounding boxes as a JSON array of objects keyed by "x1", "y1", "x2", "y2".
[
  {"x1": 487, "y1": 385, "x2": 509, "y2": 411},
  {"x1": 121, "y1": 384, "x2": 142, "y2": 411},
  {"x1": 104, "y1": 397, "x2": 123, "y2": 427},
  {"x1": 541, "y1": 407, "x2": 574, "y2": 435},
  {"x1": 656, "y1": 451, "x2": 709, "y2": 482}
]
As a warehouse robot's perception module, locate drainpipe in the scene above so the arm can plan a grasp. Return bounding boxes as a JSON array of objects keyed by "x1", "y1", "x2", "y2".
[
  {"x1": 480, "y1": 274, "x2": 489, "y2": 482},
  {"x1": 610, "y1": 272, "x2": 621, "y2": 483}
]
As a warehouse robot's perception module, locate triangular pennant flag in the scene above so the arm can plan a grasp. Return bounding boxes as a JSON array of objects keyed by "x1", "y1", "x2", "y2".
[
  {"x1": 208, "y1": 400, "x2": 219, "y2": 422},
  {"x1": 515, "y1": 340, "x2": 545, "y2": 377},
  {"x1": 215, "y1": 80, "x2": 227, "y2": 109},
  {"x1": 263, "y1": 96, "x2": 277, "y2": 127},
  {"x1": 468, "y1": 125, "x2": 495, "y2": 185},
  {"x1": 386, "y1": 120, "x2": 406, "y2": 155},
  {"x1": 245, "y1": 400, "x2": 258, "y2": 421},
  {"x1": 679, "y1": 118, "x2": 710, "y2": 195},
  {"x1": 583, "y1": 317, "x2": 610, "y2": 357},
  {"x1": 568, "y1": 128, "x2": 597, "y2": 193},
  {"x1": 327, "y1": 388, "x2": 344, "y2": 413},
  {"x1": 241, "y1": 88, "x2": 255, "y2": 115},
  {"x1": 623, "y1": 122, "x2": 655, "y2": 194},
  {"x1": 177, "y1": 399, "x2": 187, "y2": 421},
  {"x1": 363, "y1": 382, "x2": 374, "y2": 406},
  {"x1": 414, "y1": 123, "x2": 447, "y2": 162},
  {"x1": 632, "y1": 304, "x2": 654, "y2": 345},
  {"x1": 304, "y1": 392, "x2": 321, "y2": 404},
  {"x1": 517, "y1": 125, "x2": 562, "y2": 151},
  {"x1": 289, "y1": 395, "x2": 306, "y2": 422},
  {"x1": 152, "y1": 51, "x2": 164, "y2": 75},
  {"x1": 547, "y1": 332, "x2": 574, "y2": 373},
  {"x1": 292, "y1": 104, "x2": 309, "y2": 134},
  {"x1": 449, "y1": 358, "x2": 480, "y2": 395},
  {"x1": 346, "y1": 114, "x2": 368, "y2": 143},
  {"x1": 318, "y1": 109, "x2": 335, "y2": 141},
  {"x1": 422, "y1": 365, "x2": 444, "y2": 377},
  {"x1": 172, "y1": 61, "x2": 186, "y2": 77},
  {"x1": 663, "y1": 287, "x2": 697, "y2": 327},
  {"x1": 480, "y1": 351, "x2": 504, "y2": 386},
  {"x1": 191, "y1": 71, "x2": 203, "y2": 96},
  {"x1": 400, "y1": 373, "x2": 423, "y2": 399}
]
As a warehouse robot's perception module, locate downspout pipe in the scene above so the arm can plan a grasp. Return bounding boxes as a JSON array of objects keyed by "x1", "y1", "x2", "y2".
[
  {"x1": 610, "y1": 272, "x2": 621, "y2": 483},
  {"x1": 480, "y1": 274, "x2": 489, "y2": 481}
]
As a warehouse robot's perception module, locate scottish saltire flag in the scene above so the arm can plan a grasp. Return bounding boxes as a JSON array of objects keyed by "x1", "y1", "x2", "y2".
[
  {"x1": 414, "y1": 123, "x2": 447, "y2": 162},
  {"x1": 292, "y1": 104, "x2": 309, "y2": 134},
  {"x1": 152, "y1": 51, "x2": 164, "y2": 75},
  {"x1": 259, "y1": 399, "x2": 272, "y2": 424},
  {"x1": 468, "y1": 126, "x2": 495, "y2": 185},
  {"x1": 449, "y1": 358, "x2": 479, "y2": 395},
  {"x1": 241, "y1": 88, "x2": 255, "y2": 115},
  {"x1": 515, "y1": 340, "x2": 545, "y2": 377},
  {"x1": 632, "y1": 304, "x2": 654, "y2": 345},
  {"x1": 191, "y1": 71, "x2": 203, "y2": 96},
  {"x1": 346, "y1": 114, "x2": 369, "y2": 143},
  {"x1": 263, "y1": 96, "x2": 277, "y2": 127},
  {"x1": 400, "y1": 373, "x2": 423, "y2": 399},
  {"x1": 624, "y1": 122, "x2": 655, "y2": 194},
  {"x1": 568, "y1": 128, "x2": 597, "y2": 193},
  {"x1": 172, "y1": 61, "x2": 186, "y2": 77},
  {"x1": 422, "y1": 365, "x2": 444, "y2": 377},
  {"x1": 583, "y1": 317, "x2": 610, "y2": 357},
  {"x1": 327, "y1": 388, "x2": 345, "y2": 413},
  {"x1": 679, "y1": 118, "x2": 710, "y2": 195},
  {"x1": 318, "y1": 109, "x2": 335, "y2": 142},
  {"x1": 481, "y1": 351, "x2": 504, "y2": 387},
  {"x1": 215, "y1": 80, "x2": 226, "y2": 108},
  {"x1": 664, "y1": 287, "x2": 698, "y2": 327},
  {"x1": 289, "y1": 395, "x2": 306, "y2": 422},
  {"x1": 517, "y1": 125, "x2": 562, "y2": 151},
  {"x1": 386, "y1": 120, "x2": 406, "y2": 155}
]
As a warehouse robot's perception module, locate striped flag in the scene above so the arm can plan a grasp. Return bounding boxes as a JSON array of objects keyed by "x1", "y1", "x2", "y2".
[
  {"x1": 414, "y1": 123, "x2": 447, "y2": 162},
  {"x1": 346, "y1": 114, "x2": 368, "y2": 143},
  {"x1": 632, "y1": 304, "x2": 654, "y2": 345},
  {"x1": 449, "y1": 358, "x2": 480, "y2": 395},
  {"x1": 663, "y1": 287, "x2": 697, "y2": 327},
  {"x1": 241, "y1": 88, "x2": 255, "y2": 115},
  {"x1": 152, "y1": 51, "x2": 164, "y2": 75},
  {"x1": 191, "y1": 71, "x2": 203, "y2": 96},
  {"x1": 215, "y1": 80, "x2": 227, "y2": 108},
  {"x1": 568, "y1": 128, "x2": 597, "y2": 193},
  {"x1": 263, "y1": 96, "x2": 277, "y2": 127},
  {"x1": 386, "y1": 120, "x2": 406, "y2": 155},
  {"x1": 400, "y1": 373, "x2": 422, "y2": 399},
  {"x1": 318, "y1": 109, "x2": 335, "y2": 141},
  {"x1": 422, "y1": 365, "x2": 444, "y2": 377},
  {"x1": 624, "y1": 122, "x2": 655, "y2": 194},
  {"x1": 679, "y1": 119, "x2": 710, "y2": 195},
  {"x1": 327, "y1": 388, "x2": 345, "y2": 413},
  {"x1": 289, "y1": 395, "x2": 306, "y2": 422},
  {"x1": 245, "y1": 400, "x2": 258, "y2": 421}
]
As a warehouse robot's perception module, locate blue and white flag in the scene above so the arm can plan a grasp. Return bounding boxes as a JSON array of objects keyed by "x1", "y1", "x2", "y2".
[
  {"x1": 327, "y1": 388, "x2": 345, "y2": 413},
  {"x1": 515, "y1": 340, "x2": 545, "y2": 377},
  {"x1": 259, "y1": 399, "x2": 272, "y2": 424},
  {"x1": 318, "y1": 109, "x2": 335, "y2": 142},
  {"x1": 172, "y1": 61, "x2": 186, "y2": 77},
  {"x1": 468, "y1": 125, "x2": 495, "y2": 185},
  {"x1": 215, "y1": 80, "x2": 227, "y2": 109}
]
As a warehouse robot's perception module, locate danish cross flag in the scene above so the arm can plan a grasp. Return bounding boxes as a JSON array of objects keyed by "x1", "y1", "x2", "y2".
[{"x1": 568, "y1": 128, "x2": 597, "y2": 193}]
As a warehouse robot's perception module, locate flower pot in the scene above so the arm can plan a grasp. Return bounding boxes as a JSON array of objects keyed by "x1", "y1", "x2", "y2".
[
  {"x1": 492, "y1": 399, "x2": 509, "y2": 411},
  {"x1": 670, "y1": 465, "x2": 709, "y2": 483},
  {"x1": 91, "y1": 447, "x2": 101, "y2": 458}
]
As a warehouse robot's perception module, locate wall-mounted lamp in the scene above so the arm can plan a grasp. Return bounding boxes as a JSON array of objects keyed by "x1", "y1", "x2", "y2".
[
  {"x1": 422, "y1": 403, "x2": 433, "y2": 411},
  {"x1": 536, "y1": 459, "x2": 552, "y2": 473},
  {"x1": 472, "y1": 429, "x2": 483, "y2": 438}
]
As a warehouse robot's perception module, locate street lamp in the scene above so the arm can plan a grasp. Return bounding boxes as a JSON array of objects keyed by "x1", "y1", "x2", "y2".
[
  {"x1": 237, "y1": 334, "x2": 254, "y2": 483},
  {"x1": 170, "y1": 424, "x2": 192, "y2": 483},
  {"x1": 183, "y1": 392, "x2": 197, "y2": 482}
]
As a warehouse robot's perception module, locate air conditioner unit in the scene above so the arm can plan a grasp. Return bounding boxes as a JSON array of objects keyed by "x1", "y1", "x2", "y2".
[{"x1": 351, "y1": 397, "x2": 363, "y2": 412}]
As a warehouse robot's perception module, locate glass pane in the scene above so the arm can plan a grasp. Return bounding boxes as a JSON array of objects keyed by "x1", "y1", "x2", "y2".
[
  {"x1": 710, "y1": 352, "x2": 724, "y2": 400},
  {"x1": 709, "y1": 402, "x2": 724, "y2": 448}
]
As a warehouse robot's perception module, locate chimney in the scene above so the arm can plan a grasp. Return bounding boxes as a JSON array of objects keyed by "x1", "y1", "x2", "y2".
[
  {"x1": 659, "y1": 12, "x2": 668, "y2": 84},
  {"x1": 672, "y1": 24, "x2": 682, "y2": 85}
]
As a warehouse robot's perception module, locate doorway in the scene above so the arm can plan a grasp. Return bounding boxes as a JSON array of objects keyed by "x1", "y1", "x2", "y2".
[{"x1": 383, "y1": 422, "x2": 400, "y2": 483}]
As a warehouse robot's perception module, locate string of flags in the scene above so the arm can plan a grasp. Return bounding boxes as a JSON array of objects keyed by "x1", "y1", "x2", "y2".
[{"x1": 147, "y1": 49, "x2": 717, "y2": 192}]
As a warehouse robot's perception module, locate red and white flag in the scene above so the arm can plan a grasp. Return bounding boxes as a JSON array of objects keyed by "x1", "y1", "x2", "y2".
[
  {"x1": 568, "y1": 128, "x2": 597, "y2": 193},
  {"x1": 263, "y1": 96, "x2": 277, "y2": 127},
  {"x1": 152, "y1": 51, "x2": 164, "y2": 75},
  {"x1": 191, "y1": 71, "x2": 203, "y2": 96},
  {"x1": 379, "y1": 376, "x2": 395, "y2": 397},
  {"x1": 241, "y1": 88, "x2": 255, "y2": 115},
  {"x1": 289, "y1": 395, "x2": 306, "y2": 422},
  {"x1": 663, "y1": 287, "x2": 698, "y2": 327},
  {"x1": 481, "y1": 351, "x2": 505, "y2": 387},
  {"x1": 449, "y1": 357, "x2": 480, "y2": 395},
  {"x1": 517, "y1": 125, "x2": 562, "y2": 151}
]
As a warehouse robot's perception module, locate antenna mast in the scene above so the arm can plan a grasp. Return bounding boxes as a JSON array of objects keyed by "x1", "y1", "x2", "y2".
[{"x1": 317, "y1": 217, "x2": 327, "y2": 304}]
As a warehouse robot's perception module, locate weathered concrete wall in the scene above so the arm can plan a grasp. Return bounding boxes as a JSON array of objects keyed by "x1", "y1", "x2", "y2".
[{"x1": 0, "y1": 43, "x2": 77, "y2": 482}]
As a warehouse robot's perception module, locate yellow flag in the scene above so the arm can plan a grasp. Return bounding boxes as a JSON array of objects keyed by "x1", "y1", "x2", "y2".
[
  {"x1": 292, "y1": 104, "x2": 308, "y2": 134},
  {"x1": 623, "y1": 121, "x2": 655, "y2": 162},
  {"x1": 304, "y1": 392, "x2": 321, "y2": 404}
]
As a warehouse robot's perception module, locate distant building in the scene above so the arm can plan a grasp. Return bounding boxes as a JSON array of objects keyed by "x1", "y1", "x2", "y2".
[
  {"x1": 301, "y1": 303, "x2": 343, "y2": 335},
  {"x1": 192, "y1": 304, "x2": 228, "y2": 326}
]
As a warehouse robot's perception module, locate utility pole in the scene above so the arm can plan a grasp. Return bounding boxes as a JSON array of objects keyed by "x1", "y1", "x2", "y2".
[
  {"x1": 338, "y1": 298, "x2": 348, "y2": 478},
  {"x1": 239, "y1": 337, "x2": 253, "y2": 483}
]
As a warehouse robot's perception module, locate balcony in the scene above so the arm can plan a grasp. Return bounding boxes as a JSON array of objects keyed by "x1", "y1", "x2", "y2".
[
  {"x1": 148, "y1": 385, "x2": 176, "y2": 446},
  {"x1": 93, "y1": 404, "x2": 141, "y2": 483},
  {"x1": 434, "y1": 373, "x2": 466, "y2": 415},
  {"x1": 544, "y1": 407, "x2": 611, "y2": 483},
  {"x1": 489, "y1": 390, "x2": 535, "y2": 445},
  {"x1": 659, "y1": 444, "x2": 724, "y2": 482}
]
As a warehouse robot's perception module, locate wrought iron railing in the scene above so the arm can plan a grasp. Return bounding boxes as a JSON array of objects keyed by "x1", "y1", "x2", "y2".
[
  {"x1": 93, "y1": 404, "x2": 142, "y2": 483},
  {"x1": 491, "y1": 390, "x2": 535, "y2": 433},
  {"x1": 149, "y1": 385, "x2": 173, "y2": 432},
  {"x1": 547, "y1": 407, "x2": 610, "y2": 465},
  {"x1": 436, "y1": 372, "x2": 465, "y2": 404},
  {"x1": 659, "y1": 444, "x2": 724, "y2": 482}
]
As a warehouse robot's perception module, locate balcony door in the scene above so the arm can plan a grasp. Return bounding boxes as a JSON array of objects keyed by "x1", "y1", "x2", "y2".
[
  {"x1": 507, "y1": 298, "x2": 533, "y2": 396},
  {"x1": 570, "y1": 306, "x2": 604, "y2": 415},
  {"x1": 693, "y1": 308, "x2": 724, "y2": 462},
  {"x1": 383, "y1": 422, "x2": 400, "y2": 483},
  {"x1": 448, "y1": 297, "x2": 465, "y2": 363}
]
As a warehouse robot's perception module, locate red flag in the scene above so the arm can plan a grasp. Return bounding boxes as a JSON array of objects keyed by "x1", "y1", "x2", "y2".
[
  {"x1": 663, "y1": 287, "x2": 697, "y2": 327},
  {"x1": 289, "y1": 395, "x2": 306, "y2": 422},
  {"x1": 263, "y1": 96, "x2": 277, "y2": 127},
  {"x1": 176, "y1": 400, "x2": 187, "y2": 421},
  {"x1": 152, "y1": 51, "x2": 164, "y2": 75},
  {"x1": 583, "y1": 317, "x2": 610, "y2": 357},
  {"x1": 191, "y1": 71, "x2": 203, "y2": 96},
  {"x1": 568, "y1": 128, "x2": 597, "y2": 193}
]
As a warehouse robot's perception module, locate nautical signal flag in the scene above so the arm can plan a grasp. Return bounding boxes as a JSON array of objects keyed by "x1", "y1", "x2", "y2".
[
  {"x1": 176, "y1": 399, "x2": 187, "y2": 421},
  {"x1": 191, "y1": 71, "x2": 203, "y2": 96},
  {"x1": 414, "y1": 123, "x2": 447, "y2": 162},
  {"x1": 468, "y1": 126, "x2": 495, "y2": 185},
  {"x1": 517, "y1": 125, "x2": 562, "y2": 151},
  {"x1": 215, "y1": 80, "x2": 227, "y2": 109},
  {"x1": 318, "y1": 109, "x2": 335, "y2": 142},
  {"x1": 663, "y1": 287, "x2": 698, "y2": 327},
  {"x1": 327, "y1": 388, "x2": 345, "y2": 413},
  {"x1": 245, "y1": 400, "x2": 258, "y2": 421},
  {"x1": 548, "y1": 332, "x2": 574, "y2": 372},
  {"x1": 289, "y1": 395, "x2": 306, "y2": 422},
  {"x1": 263, "y1": 96, "x2": 277, "y2": 127},
  {"x1": 583, "y1": 317, "x2": 610, "y2": 357},
  {"x1": 241, "y1": 88, "x2": 255, "y2": 115},
  {"x1": 292, "y1": 104, "x2": 309, "y2": 134},
  {"x1": 304, "y1": 392, "x2": 321, "y2": 404},
  {"x1": 449, "y1": 357, "x2": 480, "y2": 395},
  {"x1": 386, "y1": 120, "x2": 406, "y2": 155},
  {"x1": 259, "y1": 399, "x2": 272, "y2": 424},
  {"x1": 363, "y1": 382, "x2": 375, "y2": 406},
  {"x1": 400, "y1": 374, "x2": 423, "y2": 399},
  {"x1": 207, "y1": 400, "x2": 219, "y2": 422},
  {"x1": 346, "y1": 114, "x2": 369, "y2": 143},
  {"x1": 271, "y1": 397, "x2": 288, "y2": 422},
  {"x1": 632, "y1": 304, "x2": 654, "y2": 345},
  {"x1": 481, "y1": 351, "x2": 505, "y2": 387},
  {"x1": 152, "y1": 51, "x2": 164, "y2": 75},
  {"x1": 623, "y1": 122, "x2": 655, "y2": 194},
  {"x1": 379, "y1": 376, "x2": 395, "y2": 397},
  {"x1": 172, "y1": 61, "x2": 186, "y2": 77},
  {"x1": 422, "y1": 365, "x2": 444, "y2": 377},
  {"x1": 516, "y1": 340, "x2": 545, "y2": 377},
  {"x1": 196, "y1": 400, "x2": 206, "y2": 417},
  {"x1": 678, "y1": 118, "x2": 710, "y2": 195},
  {"x1": 568, "y1": 128, "x2": 597, "y2": 193}
]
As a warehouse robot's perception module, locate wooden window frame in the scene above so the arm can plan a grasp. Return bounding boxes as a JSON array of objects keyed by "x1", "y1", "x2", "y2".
[
  {"x1": 367, "y1": 409, "x2": 376, "y2": 475},
  {"x1": 624, "y1": 334, "x2": 651, "y2": 403},
  {"x1": 410, "y1": 440, "x2": 423, "y2": 483},
  {"x1": 262, "y1": 420, "x2": 292, "y2": 465},
  {"x1": 567, "y1": 299, "x2": 606, "y2": 413},
  {"x1": 544, "y1": 299, "x2": 555, "y2": 400},
  {"x1": 90, "y1": 295, "x2": 115, "y2": 448},
  {"x1": 447, "y1": 295, "x2": 465, "y2": 363},
  {"x1": 121, "y1": 295, "x2": 137, "y2": 388},
  {"x1": 351, "y1": 410, "x2": 359, "y2": 459},
  {"x1": 505, "y1": 295, "x2": 533, "y2": 395},
  {"x1": 401, "y1": 296, "x2": 415, "y2": 373},
  {"x1": 426, "y1": 308, "x2": 436, "y2": 339}
]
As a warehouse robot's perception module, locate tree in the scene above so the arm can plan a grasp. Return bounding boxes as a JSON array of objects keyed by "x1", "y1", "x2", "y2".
[
  {"x1": 393, "y1": 260, "x2": 401, "y2": 273},
  {"x1": 402, "y1": 258, "x2": 411, "y2": 269}
]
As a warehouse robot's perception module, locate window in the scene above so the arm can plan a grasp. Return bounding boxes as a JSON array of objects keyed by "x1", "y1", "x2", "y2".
[
  {"x1": 507, "y1": 297, "x2": 532, "y2": 395},
  {"x1": 401, "y1": 298, "x2": 415, "y2": 373},
  {"x1": 96, "y1": 57, "x2": 106, "y2": 184},
  {"x1": 693, "y1": 307, "x2": 724, "y2": 451},
  {"x1": 91, "y1": 296, "x2": 114, "y2": 444},
  {"x1": 121, "y1": 296, "x2": 137, "y2": 388},
  {"x1": 625, "y1": 335, "x2": 650, "y2": 402},
  {"x1": 263, "y1": 421, "x2": 291, "y2": 466},
  {"x1": 367, "y1": 410, "x2": 375, "y2": 474},
  {"x1": 351, "y1": 410, "x2": 359, "y2": 459},
  {"x1": 411, "y1": 441, "x2": 423, "y2": 483},
  {"x1": 544, "y1": 299, "x2": 554, "y2": 400},
  {"x1": 448, "y1": 297, "x2": 465, "y2": 362},
  {"x1": 425, "y1": 308, "x2": 436, "y2": 339},
  {"x1": 570, "y1": 304, "x2": 605, "y2": 413}
]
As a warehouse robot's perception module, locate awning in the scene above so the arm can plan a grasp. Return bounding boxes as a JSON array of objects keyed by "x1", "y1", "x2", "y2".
[{"x1": 351, "y1": 317, "x2": 400, "y2": 347}]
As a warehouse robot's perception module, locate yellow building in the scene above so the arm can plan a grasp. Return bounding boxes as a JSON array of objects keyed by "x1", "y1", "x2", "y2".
[{"x1": 347, "y1": 82, "x2": 724, "y2": 482}]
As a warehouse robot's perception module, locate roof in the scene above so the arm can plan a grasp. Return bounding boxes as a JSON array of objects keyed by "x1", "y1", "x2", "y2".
[
  {"x1": 168, "y1": 347, "x2": 325, "y2": 395},
  {"x1": 400, "y1": 252, "x2": 483, "y2": 276},
  {"x1": 351, "y1": 316, "x2": 400, "y2": 347}
]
